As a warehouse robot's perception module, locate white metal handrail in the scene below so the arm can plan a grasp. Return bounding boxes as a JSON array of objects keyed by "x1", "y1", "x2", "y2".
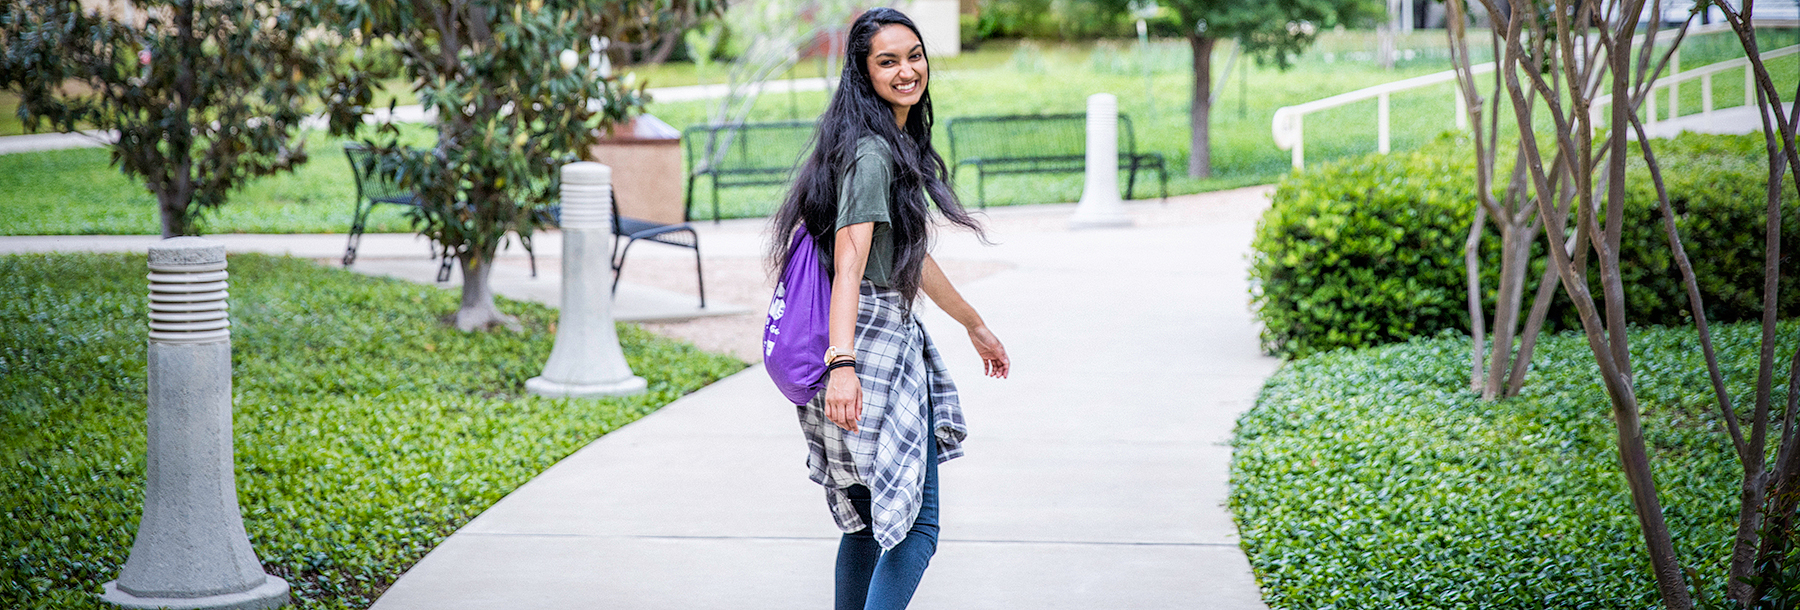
[
  {"x1": 1592, "y1": 44, "x2": 1799, "y2": 127},
  {"x1": 1271, "y1": 63, "x2": 1494, "y2": 169},
  {"x1": 1271, "y1": 22, "x2": 1744, "y2": 170}
]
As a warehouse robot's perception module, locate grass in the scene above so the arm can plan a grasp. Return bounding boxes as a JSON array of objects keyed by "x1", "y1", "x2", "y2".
[
  {"x1": 0, "y1": 125, "x2": 437, "y2": 235},
  {"x1": 3, "y1": 28, "x2": 1793, "y2": 232},
  {"x1": 0, "y1": 252, "x2": 747, "y2": 609},
  {"x1": 0, "y1": 91, "x2": 23, "y2": 137},
  {"x1": 1231, "y1": 322, "x2": 1798, "y2": 608}
]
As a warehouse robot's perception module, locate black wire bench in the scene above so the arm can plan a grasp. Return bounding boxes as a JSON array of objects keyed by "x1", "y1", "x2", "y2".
[
  {"x1": 344, "y1": 143, "x2": 540, "y2": 282},
  {"x1": 683, "y1": 120, "x2": 817, "y2": 222},
  {"x1": 341, "y1": 142, "x2": 424, "y2": 266},
  {"x1": 945, "y1": 113, "x2": 1168, "y2": 208}
]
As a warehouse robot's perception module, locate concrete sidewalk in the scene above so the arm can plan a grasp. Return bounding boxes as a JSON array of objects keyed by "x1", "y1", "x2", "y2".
[{"x1": 364, "y1": 186, "x2": 1282, "y2": 609}]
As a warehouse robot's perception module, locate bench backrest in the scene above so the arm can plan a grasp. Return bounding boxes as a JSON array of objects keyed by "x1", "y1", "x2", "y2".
[
  {"x1": 343, "y1": 143, "x2": 416, "y2": 202},
  {"x1": 683, "y1": 120, "x2": 818, "y2": 176},
  {"x1": 946, "y1": 113, "x2": 1140, "y2": 165}
]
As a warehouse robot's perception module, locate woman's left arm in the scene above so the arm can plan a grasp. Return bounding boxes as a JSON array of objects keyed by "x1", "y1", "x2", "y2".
[{"x1": 921, "y1": 254, "x2": 1010, "y2": 379}]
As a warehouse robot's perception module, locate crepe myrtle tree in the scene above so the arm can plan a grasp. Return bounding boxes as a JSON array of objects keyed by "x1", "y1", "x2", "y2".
[
  {"x1": 0, "y1": 0, "x2": 333, "y2": 237},
  {"x1": 1162, "y1": 0, "x2": 1383, "y2": 178},
  {"x1": 324, "y1": 0, "x2": 648, "y2": 332}
]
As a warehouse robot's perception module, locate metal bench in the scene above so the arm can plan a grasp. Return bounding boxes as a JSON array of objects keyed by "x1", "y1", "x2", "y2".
[
  {"x1": 344, "y1": 143, "x2": 540, "y2": 282},
  {"x1": 945, "y1": 113, "x2": 1168, "y2": 208},
  {"x1": 683, "y1": 120, "x2": 817, "y2": 222}
]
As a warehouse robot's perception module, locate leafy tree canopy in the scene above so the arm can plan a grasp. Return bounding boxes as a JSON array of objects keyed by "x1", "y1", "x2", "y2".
[
  {"x1": 0, "y1": 0, "x2": 334, "y2": 236},
  {"x1": 322, "y1": 0, "x2": 653, "y2": 331}
]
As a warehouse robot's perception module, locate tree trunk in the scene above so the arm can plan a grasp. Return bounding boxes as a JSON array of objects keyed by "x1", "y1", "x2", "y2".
[
  {"x1": 1187, "y1": 34, "x2": 1215, "y2": 179},
  {"x1": 158, "y1": 192, "x2": 185, "y2": 238},
  {"x1": 645, "y1": 28, "x2": 681, "y2": 65},
  {"x1": 1483, "y1": 221, "x2": 1536, "y2": 399},
  {"x1": 1505, "y1": 246, "x2": 1564, "y2": 397},
  {"x1": 162, "y1": 0, "x2": 199, "y2": 239},
  {"x1": 1464, "y1": 205, "x2": 1488, "y2": 394},
  {"x1": 453, "y1": 251, "x2": 522, "y2": 332}
]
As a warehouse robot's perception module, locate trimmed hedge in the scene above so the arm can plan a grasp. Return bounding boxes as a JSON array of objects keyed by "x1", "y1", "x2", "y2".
[
  {"x1": 1231, "y1": 322, "x2": 1796, "y2": 608},
  {"x1": 1250, "y1": 133, "x2": 1800, "y2": 358},
  {"x1": 0, "y1": 253, "x2": 746, "y2": 609}
]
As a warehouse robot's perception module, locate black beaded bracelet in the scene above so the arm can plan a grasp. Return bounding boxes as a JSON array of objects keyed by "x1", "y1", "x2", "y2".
[{"x1": 826, "y1": 360, "x2": 857, "y2": 373}]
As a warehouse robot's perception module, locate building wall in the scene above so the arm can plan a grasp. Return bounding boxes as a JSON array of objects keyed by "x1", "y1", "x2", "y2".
[{"x1": 895, "y1": 0, "x2": 960, "y2": 57}]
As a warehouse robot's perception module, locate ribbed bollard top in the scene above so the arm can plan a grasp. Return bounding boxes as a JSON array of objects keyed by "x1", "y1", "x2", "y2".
[
  {"x1": 560, "y1": 162, "x2": 613, "y2": 230},
  {"x1": 147, "y1": 237, "x2": 230, "y2": 344}
]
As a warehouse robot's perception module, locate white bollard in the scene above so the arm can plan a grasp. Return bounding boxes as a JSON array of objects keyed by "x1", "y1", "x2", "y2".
[
  {"x1": 1070, "y1": 93, "x2": 1133, "y2": 229},
  {"x1": 103, "y1": 237, "x2": 290, "y2": 610},
  {"x1": 526, "y1": 162, "x2": 647, "y2": 398}
]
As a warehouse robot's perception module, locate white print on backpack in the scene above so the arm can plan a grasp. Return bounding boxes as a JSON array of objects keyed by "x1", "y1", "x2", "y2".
[{"x1": 765, "y1": 282, "x2": 787, "y2": 356}]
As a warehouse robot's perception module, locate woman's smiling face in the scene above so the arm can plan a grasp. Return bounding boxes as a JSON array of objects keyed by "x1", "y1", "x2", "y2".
[{"x1": 865, "y1": 24, "x2": 927, "y2": 121}]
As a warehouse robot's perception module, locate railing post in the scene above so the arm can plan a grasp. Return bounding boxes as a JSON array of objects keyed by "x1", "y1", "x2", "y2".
[
  {"x1": 1454, "y1": 87, "x2": 1468, "y2": 131},
  {"x1": 1748, "y1": 64, "x2": 1755, "y2": 108},
  {"x1": 1703, "y1": 72, "x2": 1714, "y2": 115},
  {"x1": 1669, "y1": 50, "x2": 1680, "y2": 120},
  {"x1": 1292, "y1": 114, "x2": 1305, "y2": 171},
  {"x1": 1648, "y1": 88, "x2": 1658, "y2": 128},
  {"x1": 1377, "y1": 92, "x2": 1391, "y2": 154}
]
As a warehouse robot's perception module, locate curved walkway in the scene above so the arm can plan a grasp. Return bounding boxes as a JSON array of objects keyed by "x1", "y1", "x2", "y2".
[{"x1": 367, "y1": 186, "x2": 1281, "y2": 609}]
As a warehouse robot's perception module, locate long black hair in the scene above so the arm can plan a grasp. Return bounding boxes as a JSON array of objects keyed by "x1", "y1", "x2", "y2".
[{"x1": 767, "y1": 7, "x2": 985, "y2": 304}]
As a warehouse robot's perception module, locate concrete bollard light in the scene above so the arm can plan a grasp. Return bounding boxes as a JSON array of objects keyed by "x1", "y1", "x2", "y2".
[
  {"x1": 1069, "y1": 92, "x2": 1134, "y2": 229},
  {"x1": 103, "y1": 237, "x2": 289, "y2": 610},
  {"x1": 526, "y1": 162, "x2": 648, "y2": 398}
]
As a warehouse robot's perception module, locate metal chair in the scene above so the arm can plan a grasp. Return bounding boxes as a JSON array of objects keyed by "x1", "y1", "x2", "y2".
[{"x1": 609, "y1": 187, "x2": 705, "y2": 308}]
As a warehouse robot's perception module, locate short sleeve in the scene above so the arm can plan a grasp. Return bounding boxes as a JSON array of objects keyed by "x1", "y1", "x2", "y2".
[{"x1": 835, "y1": 146, "x2": 892, "y2": 230}]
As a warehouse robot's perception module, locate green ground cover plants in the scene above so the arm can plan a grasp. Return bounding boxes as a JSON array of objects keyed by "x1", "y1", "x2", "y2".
[
  {"x1": 0, "y1": 252, "x2": 746, "y2": 609},
  {"x1": 1231, "y1": 322, "x2": 1797, "y2": 608}
]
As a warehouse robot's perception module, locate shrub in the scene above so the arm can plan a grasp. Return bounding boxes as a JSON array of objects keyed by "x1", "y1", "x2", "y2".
[
  {"x1": 1249, "y1": 133, "x2": 1800, "y2": 358},
  {"x1": 1230, "y1": 322, "x2": 1796, "y2": 608},
  {"x1": 1249, "y1": 145, "x2": 1492, "y2": 357}
]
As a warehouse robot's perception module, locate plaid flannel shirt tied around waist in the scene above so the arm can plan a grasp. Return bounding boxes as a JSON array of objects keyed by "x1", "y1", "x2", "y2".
[{"x1": 796, "y1": 281, "x2": 966, "y2": 549}]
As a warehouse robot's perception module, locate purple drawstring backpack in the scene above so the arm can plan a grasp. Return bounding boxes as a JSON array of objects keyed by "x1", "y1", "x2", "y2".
[{"x1": 765, "y1": 229, "x2": 831, "y2": 405}]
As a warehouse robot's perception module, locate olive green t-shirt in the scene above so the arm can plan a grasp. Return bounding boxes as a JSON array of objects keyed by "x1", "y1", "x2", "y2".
[{"x1": 835, "y1": 137, "x2": 895, "y2": 287}]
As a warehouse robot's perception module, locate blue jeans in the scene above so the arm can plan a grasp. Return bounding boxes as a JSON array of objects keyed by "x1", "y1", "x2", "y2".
[{"x1": 834, "y1": 437, "x2": 939, "y2": 610}]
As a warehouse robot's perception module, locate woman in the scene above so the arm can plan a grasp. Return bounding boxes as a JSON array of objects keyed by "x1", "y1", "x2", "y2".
[{"x1": 767, "y1": 7, "x2": 1010, "y2": 610}]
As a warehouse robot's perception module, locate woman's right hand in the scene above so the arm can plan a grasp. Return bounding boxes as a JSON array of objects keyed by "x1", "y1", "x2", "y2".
[{"x1": 825, "y1": 367, "x2": 862, "y2": 433}]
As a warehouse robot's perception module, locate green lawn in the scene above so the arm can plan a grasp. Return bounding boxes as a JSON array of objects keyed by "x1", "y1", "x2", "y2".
[
  {"x1": 1232, "y1": 322, "x2": 1797, "y2": 608},
  {"x1": 0, "y1": 252, "x2": 747, "y2": 609},
  {"x1": 0, "y1": 126, "x2": 437, "y2": 235},
  {"x1": 0, "y1": 91, "x2": 23, "y2": 137},
  {"x1": 3, "y1": 28, "x2": 1791, "y2": 233}
]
